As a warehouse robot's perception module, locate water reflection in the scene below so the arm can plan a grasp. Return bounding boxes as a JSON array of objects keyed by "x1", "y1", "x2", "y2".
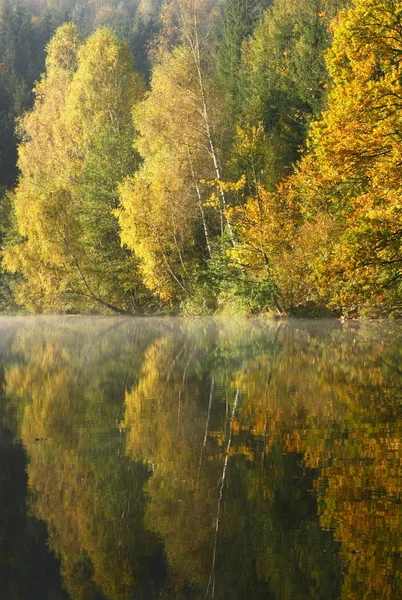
[{"x1": 0, "y1": 317, "x2": 401, "y2": 599}]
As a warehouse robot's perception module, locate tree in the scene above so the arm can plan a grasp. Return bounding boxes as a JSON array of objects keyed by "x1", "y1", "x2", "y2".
[
  {"x1": 118, "y1": 36, "x2": 230, "y2": 304},
  {"x1": 238, "y1": 0, "x2": 348, "y2": 187},
  {"x1": 2, "y1": 23, "x2": 80, "y2": 312},
  {"x1": 292, "y1": 0, "x2": 402, "y2": 315},
  {"x1": 3, "y1": 25, "x2": 147, "y2": 313},
  {"x1": 215, "y1": 0, "x2": 268, "y2": 118},
  {"x1": 0, "y1": 0, "x2": 61, "y2": 187}
]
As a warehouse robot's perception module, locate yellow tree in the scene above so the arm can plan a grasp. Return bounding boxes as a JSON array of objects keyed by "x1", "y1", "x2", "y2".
[
  {"x1": 3, "y1": 26, "x2": 146, "y2": 313},
  {"x1": 230, "y1": 0, "x2": 402, "y2": 315},
  {"x1": 2, "y1": 24, "x2": 81, "y2": 311},
  {"x1": 294, "y1": 0, "x2": 402, "y2": 315},
  {"x1": 118, "y1": 41, "x2": 230, "y2": 303},
  {"x1": 117, "y1": 0, "x2": 236, "y2": 305}
]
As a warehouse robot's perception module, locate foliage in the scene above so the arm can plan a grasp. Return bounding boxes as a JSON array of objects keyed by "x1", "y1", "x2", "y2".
[
  {"x1": 238, "y1": 0, "x2": 348, "y2": 187},
  {"x1": 118, "y1": 37, "x2": 228, "y2": 304},
  {"x1": 1, "y1": 0, "x2": 402, "y2": 316},
  {"x1": 0, "y1": 0, "x2": 61, "y2": 187},
  {"x1": 214, "y1": 0, "x2": 268, "y2": 120},
  {"x1": 0, "y1": 191, "x2": 19, "y2": 313},
  {"x1": 3, "y1": 25, "x2": 147, "y2": 314},
  {"x1": 291, "y1": 0, "x2": 402, "y2": 315}
]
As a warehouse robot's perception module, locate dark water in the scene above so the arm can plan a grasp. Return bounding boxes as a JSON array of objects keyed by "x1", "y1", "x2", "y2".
[{"x1": 0, "y1": 317, "x2": 401, "y2": 600}]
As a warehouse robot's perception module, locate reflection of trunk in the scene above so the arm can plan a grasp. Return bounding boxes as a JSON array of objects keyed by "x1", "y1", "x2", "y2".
[
  {"x1": 184, "y1": 15, "x2": 236, "y2": 246},
  {"x1": 187, "y1": 144, "x2": 212, "y2": 257},
  {"x1": 197, "y1": 378, "x2": 214, "y2": 482},
  {"x1": 205, "y1": 388, "x2": 239, "y2": 599}
]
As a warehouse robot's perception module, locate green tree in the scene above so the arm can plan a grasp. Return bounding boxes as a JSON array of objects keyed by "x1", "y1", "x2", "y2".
[
  {"x1": 215, "y1": 0, "x2": 268, "y2": 118},
  {"x1": 238, "y1": 0, "x2": 348, "y2": 187},
  {"x1": 0, "y1": 0, "x2": 61, "y2": 187}
]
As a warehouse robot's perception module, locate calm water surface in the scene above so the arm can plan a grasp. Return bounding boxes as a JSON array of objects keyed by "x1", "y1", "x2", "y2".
[{"x1": 0, "y1": 316, "x2": 401, "y2": 599}]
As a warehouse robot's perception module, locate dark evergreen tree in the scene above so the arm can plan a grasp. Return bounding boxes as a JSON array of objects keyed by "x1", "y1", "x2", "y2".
[
  {"x1": 238, "y1": 0, "x2": 349, "y2": 187},
  {"x1": 216, "y1": 0, "x2": 270, "y2": 116}
]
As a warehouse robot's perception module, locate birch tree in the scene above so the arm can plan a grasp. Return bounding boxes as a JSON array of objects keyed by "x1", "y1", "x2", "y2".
[{"x1": 118, "y1": 5, "x2": 232, "y2": 303}]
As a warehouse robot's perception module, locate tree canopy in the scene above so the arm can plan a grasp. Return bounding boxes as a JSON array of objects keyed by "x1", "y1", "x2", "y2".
[{"x1": 2, "y1": 0, "x2": 402, "y2": 317}]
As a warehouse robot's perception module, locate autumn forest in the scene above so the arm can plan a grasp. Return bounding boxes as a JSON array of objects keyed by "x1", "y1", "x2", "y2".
[{"x1": 0, "y1": 0, "x2": 401, "y2": 317}]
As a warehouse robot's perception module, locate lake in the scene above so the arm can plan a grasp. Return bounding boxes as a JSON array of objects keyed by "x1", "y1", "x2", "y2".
[{"x1": 0, "y1": 316, "x2": 401, "y2": 599}]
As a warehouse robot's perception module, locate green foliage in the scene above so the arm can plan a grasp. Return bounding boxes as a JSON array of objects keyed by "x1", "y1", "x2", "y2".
[
  {"x1": 182, "y1": 234, "x2": 278, "y2": 316},
  {"x1": 0, "y1": 0, "x2": 61, "y2": 187},
  {"x1": 239, "y1": 0, "x2": 349, "y2": 187},
  {"x1": 215, "y1": 0, "x2": 268, "y2": 117}
]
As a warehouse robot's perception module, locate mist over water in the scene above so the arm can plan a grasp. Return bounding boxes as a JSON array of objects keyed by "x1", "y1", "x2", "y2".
[{"x1": 0, "y1": 316, "x2": 401, "y2": 599}]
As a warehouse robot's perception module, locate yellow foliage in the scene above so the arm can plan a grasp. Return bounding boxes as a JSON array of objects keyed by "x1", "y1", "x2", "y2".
[
  {"x1": 118, "y1": 44, "x2": 227, "y2": 302},
  {"x1": 277, "y1": 0, "x2": 402, "y2": 314},
  {"x1": 3, "y1": 26, "x2": 144, "y2": 313}
]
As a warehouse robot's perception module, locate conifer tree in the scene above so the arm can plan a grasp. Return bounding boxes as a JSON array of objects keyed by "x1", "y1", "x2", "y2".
[{"x1": 239, "y1": 0, "x2": 348, "y2": 187}]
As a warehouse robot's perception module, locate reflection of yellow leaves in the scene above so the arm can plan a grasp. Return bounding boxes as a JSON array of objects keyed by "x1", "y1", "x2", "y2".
[
  {"x1": 3, "y1": 320, "x2": 164, "y2": 600},
  {"x1": 5, "y1": 319, "x2": 402, "y2": 599}
]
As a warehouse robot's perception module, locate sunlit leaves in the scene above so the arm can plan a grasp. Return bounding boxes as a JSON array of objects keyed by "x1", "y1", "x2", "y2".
[
  {"x1": 118, "y1": 43, "x2": 227, "y2": 302},
  {"x1": 258, "y1": 0, "x2": 402, "y2": 315},
  {"x1": 3, "y1": 26, "x2": 145, "y2": 313}
]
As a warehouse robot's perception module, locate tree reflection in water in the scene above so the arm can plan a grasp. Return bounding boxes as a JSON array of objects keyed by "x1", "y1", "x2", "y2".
[{"x1": 0, "y1": 317, "x2": 401, "y2": 599}]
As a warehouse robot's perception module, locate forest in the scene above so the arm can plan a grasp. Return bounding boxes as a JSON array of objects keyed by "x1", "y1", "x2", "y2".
[{"x1": 0, "y1": 0, "x2": 401, "y2": 317}]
